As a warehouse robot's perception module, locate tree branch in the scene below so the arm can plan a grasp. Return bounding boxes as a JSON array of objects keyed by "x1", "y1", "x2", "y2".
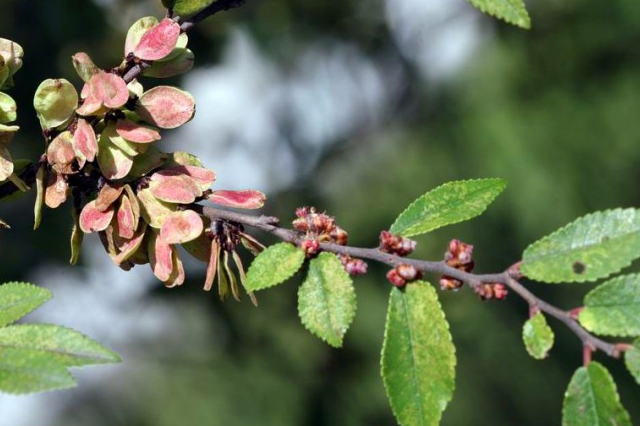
[{"x1": 197, "y1": 205, "x2": 621, "y2": 358}]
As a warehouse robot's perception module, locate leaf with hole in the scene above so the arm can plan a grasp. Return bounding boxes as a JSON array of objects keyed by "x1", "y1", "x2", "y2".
[{"x1": 522, "y1": 209, "x2": 640, "y2": 283}]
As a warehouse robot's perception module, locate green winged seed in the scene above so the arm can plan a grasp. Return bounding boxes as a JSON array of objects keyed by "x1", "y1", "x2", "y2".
[
  {"x1": 624, "y1": 339, "x2": 640, "y2": 386},
  {"x1": 463, "y1": 0, "x2": 531, "y2": 29},
  {"x1": 562, "y1": 362, "x2": 631, "y2": 426},
  {"x1": 579, "y1": 274, "x2": 640, "y2": 336},
  {"x1": 0, "y1": 92, "x2": 17, "y2": 124},
  {"x1": 522, "y1": 208, "x2": 640, "y2": 283},
  {"x1": 0, "y1": 282, "x2": 52, "y2": 328},
  {"x1": 33, "y1": 79, "x2": 78, "y2": 129},
  {"x1": 390, "y1": 178, "x2": 507, "y2": 238},
  {"x1": 170, "y1": 0, "x2": 215, "y2": 17},
  {"x1": 245, "y1": 243, "x2": 305, "y2": 291},
  {"x1": 522, "y1": 312, "x2": 554, "y2": 360},
  {"x1": 382, "y1": 281, "x2": 456, "y2": 426},
  {"x1": 143, "y1": 48, "x2": 195, "y2": 78},
  {"x1": 0, "y1": 347, "x2": 76, "y2": 394},
  {"x1": 298, "y1": 253, "x2": 357, "y2": 348},
  {"x1": 0, "y1": 324, "x2": 120, "y2": 367}
]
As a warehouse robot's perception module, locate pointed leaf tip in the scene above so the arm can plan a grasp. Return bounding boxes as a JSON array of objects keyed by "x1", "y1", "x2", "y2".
[
  {"x1": 0, "y1": 282, "x2": 52, "y2": 328},
  {"x1": 463, "y1": 0, "x2": 531, "y2": 29},
  {"x1": 390, "y1": 178, "x2": 507, "y2": 237},
  {"x1": 562, "y1": 362, "x2": 631, "y2": 426}
]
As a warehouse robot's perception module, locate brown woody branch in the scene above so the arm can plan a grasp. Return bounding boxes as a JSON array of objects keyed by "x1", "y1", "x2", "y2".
[{"x1": 197, "y1": 205, "x2": 621, "y2": 359}]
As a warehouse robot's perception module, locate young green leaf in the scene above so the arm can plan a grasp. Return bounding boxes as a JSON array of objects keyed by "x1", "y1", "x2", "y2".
[
  {"x1": 578, "y1": 274, "x2": 640, "y2": 336},
  {"x1": 381, "y1": 281, "x2": 456, "y2": 426},
  {"x1": 522, "y1": 312, "x2": 554, "y2": 359},
  {"x1": 624, "y1": 339, "x2": 640, "y2": 386},
  {"x1": 0, "y1": 282, "x2": 52, "y2": 327},
  {"x1": 389, "y1": 178, "x2": 506, "y2": 238},
  {"x1": 562, "y1": 362, "x2": 631, "y2": 426},
  {"x1": 521, "y1": 209, "x2": 640, "y2": 283},
  {"x1": 297, "y1": 252, "x2": 356, "y2": 348},
  {"x1": 0, "y1": 347, "x2": 76, "y2": 394},
  {"x1": 463, "y1": 0, "x2": 531, "y2": 29},
  {"x1": 245, "y1": 243, "x2": 305, "y2": 291},
  {"x1": 0, "y1": 324, "x2": 121, "y2": 367}
]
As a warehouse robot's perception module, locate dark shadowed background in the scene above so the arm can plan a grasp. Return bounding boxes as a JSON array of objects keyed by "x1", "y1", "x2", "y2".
[{"x1": 1, "y1": 0, "x2": 639, "y2": 424}]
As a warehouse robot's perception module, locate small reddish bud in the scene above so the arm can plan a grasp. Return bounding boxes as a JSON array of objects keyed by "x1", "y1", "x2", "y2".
[
  {"x1": 387, "y1": 269, "x2": 406, "y2": 288},
  {"x1": 396, "y1": 264, "x2": 421, "y2": 282},
  {"x1": 331, "y1": 226, "x2": 348, "y2": 246},
  {"x1": 292, "y1": 218, "x2": 309, "y2": 233},
  {"x1": 379, "y1": 230, "x2": 417, "y2": 256},
  {"x1": 300, "y1": 239, "x2": 320, "y2": 256},
  {"x1": 338, "y1": 254, "x2": 368, "y2": 276},
  {"x1": 439, "y1": 276, "x2": 463, "y2": 291},
  {"x1": 295, "y1": 206, "x2": 312, "y2": 218},
  {"x1": 475, "y1": 283, "x2": 508, "y2": 300}
]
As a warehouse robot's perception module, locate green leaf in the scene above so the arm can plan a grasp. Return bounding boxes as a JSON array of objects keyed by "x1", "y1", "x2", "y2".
[
  {"x1": 522, "y1": 312, "x2": 554, "y2": 359},
  {"x1": 0, "y1": 347, "x2": 75, "y2": 394},
  {"x1": 245, "y1": 243, "x2": 305, "y2": 291},
  {"x1": 297, "y1": 253, "x2": 356, "y2": 347},
  {"x1": 389, "y1": 178, "x2": 506, "y2": 238},
  {"x1": 0, "y1": 282, "x2": 52, "y2": 327},
  {"x1": 381, "y1": 281, "x2": 456, "y2": 426},
  {"x1": 170, "y1": 0, "x2": 215, "y2": 17},
  {"x1": 521, "y1": 209, "x2": 640, "y2": 283},
  {"x1": 578, "y1": 274, "x2": 640, "y2": 336},
  {"x1": 624, "y1": 339, "x2": 640, "y2": 386},
  {"x1": 0, "y1": 324, "x2": 121, "y2": 367},
  {"x1": 463, "y1": 0, "x2": 531, "y2": 29},
  {"x1": 562, "y1": 362, "x2": 631, "y2": 426}
]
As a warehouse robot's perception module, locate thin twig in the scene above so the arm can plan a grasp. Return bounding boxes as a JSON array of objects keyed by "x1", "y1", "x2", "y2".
[{"x1": 198, "y1": 205, "x2": 622, "y2": 359}]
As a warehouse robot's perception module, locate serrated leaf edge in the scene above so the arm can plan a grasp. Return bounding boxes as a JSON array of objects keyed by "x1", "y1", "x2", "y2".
[
  {"x1": 297, "y1": 253, "x2": 356, "y2": 348},
  {"x1": 390, "y1": 178, "x2": 507, "y2": 237},
  {"x1": 381, "y1": 281, "x2": 457, "y2": 426},
  {"x1": 522, "y1": 312, "x2": 554, "y2": 360},
  {"x1": 521, "y1": 208, "x2": 640, "y2": 283},
  {"x1": 465, "y1": 0, "x2": 531, "y2": 29},
  {"x1": 245, "y1": 243, "x2": 305, "y2": 291},
  {"x1": 0, "y1": 324, "x2": 121, "y2": 365}
]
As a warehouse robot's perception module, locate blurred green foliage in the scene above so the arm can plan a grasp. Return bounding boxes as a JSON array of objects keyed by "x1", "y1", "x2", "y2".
[{"x1": 1, "y1": 0, "x2": 640, "y2": 424}]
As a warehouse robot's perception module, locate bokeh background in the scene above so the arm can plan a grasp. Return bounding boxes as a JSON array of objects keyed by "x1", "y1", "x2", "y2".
[{"x1": 1, "y1": 0, "x2": 640, "y2": 424}]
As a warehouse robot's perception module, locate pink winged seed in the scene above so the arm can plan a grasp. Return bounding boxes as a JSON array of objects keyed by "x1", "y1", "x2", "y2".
[
  {"x1": 115, "y1": 119, "x2": 161, "y2": 143},
  {"x1": 206, "y1": 189, "x2": 266, "y2": 209},
  {"x1": 80, "y1": 200, "x2": 115, "y2": 233},
  {"x1": 137, "y1": 86, "x2": 195, "y2": 129},
  {"x1": 74, "y1": 119, "x2": 98, "y2": 162},
  {"x1": 117, "y1": 194, "x2": 137, "y2": 240},
  {"x1": 165, "y1": 165, "x2": 215, "y2": 191},
  {"x1": 149, "y1": 232, "x2": 174, "y2": 282},
  {"x1": 133, "y1": 18, "x2": 181, "y2": 61},
  {"x1": 159, "y1": 210, "x2": 204, "y2": 244},
  {"x1": 149, "y1": 171, "x2": 201, "y2": 204}
]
